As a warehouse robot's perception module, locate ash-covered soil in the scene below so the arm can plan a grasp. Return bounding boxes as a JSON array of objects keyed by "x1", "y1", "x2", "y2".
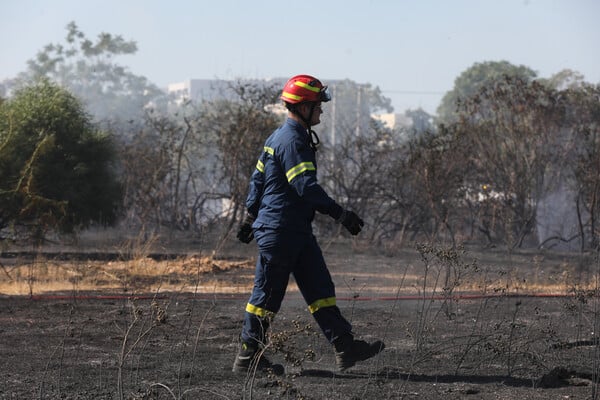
[{"x1": 1, "y1": 243, "x2": 598, "y2": 399}]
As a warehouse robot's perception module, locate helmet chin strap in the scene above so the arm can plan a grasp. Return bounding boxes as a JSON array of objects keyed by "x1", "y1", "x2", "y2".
[
  {"x1": 295, "y1": 103, "x2": 320, "y2": 151},
  {"x1": 309, "y1": 129, "x2": 320, "y2": 151}
]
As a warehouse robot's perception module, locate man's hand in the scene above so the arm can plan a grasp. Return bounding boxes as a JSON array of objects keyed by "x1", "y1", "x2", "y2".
[
  {"x1": 236, "y1": 213, "x2": 256, "y2": 244},
  {"x1": 337, "y1": 210, "x2": 364, "y2": 235}
]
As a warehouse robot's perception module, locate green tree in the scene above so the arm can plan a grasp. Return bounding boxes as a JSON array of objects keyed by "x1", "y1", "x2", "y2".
[
  {"x1": 0, "y1": 79, "x2": 122, "y2": 241},
  {"x1": 19, "y1": 21, "x2": 162, "y2": 124},
  {"x1": 437, "y1": 60, "x2": 537, "y2": 123}
]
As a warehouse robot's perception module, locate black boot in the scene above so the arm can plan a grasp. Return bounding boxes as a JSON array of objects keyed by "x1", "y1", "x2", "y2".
[
  {"x1": 333, "y1": 334, "x2": 385, "y2": 372},
  {"x1": 232, "y1": 341, "x2": 284, "y2": 375}
]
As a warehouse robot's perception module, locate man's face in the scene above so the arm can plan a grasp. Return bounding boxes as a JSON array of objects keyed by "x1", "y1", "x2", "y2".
[{"x1": 299, "y1": 102, "x2": 323, "y2": 126}]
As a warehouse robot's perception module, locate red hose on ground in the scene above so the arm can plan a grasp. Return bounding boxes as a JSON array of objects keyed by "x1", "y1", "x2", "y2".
[{"x1": 7, "y1": 292, "x2": 574, "y2": 302}]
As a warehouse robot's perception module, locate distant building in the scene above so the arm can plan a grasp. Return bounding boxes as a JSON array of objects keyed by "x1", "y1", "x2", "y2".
[
  {"x1": 167, "y1": 78, "x2": 285, "y2": 104},
  {"x1": 372, "y1": 113, "x2": 413, "y2": 130}
]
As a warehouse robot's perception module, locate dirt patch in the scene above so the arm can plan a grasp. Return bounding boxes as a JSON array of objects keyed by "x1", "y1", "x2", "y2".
[{"x1": 1, "y1": 243, "x2": 599, "y2": 399}]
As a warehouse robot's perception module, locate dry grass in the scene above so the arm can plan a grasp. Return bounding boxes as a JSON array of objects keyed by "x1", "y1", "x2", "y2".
[
  {"x1": 0, "y1": 255, "x2": 255, "y2": 296},
  {"x1": 0, "y1": 245, "x2": 596, "y2": 298},
  {"x1": 1, "y1": 227, "x2": 596, "y2": 297}
]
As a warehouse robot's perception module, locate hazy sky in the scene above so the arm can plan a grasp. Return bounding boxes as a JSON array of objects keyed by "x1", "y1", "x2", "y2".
[{"x1": 1, "y1": 0, "x2": 599, "y2": 114}]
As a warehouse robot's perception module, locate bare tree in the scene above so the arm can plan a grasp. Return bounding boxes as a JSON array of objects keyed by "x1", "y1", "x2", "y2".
[
  {"x1": 323, "y1": 119, "x2": 466, "y2": 247},
  {"x1": 454, "y1": 76, "x2": 567, "y2": 249},
  {"x1": 120, "y1": 114, "x2": 178, "y2": 232},
  {"x1": 405, "y1": 127, "x2": 470, "y2": 246},
  {"x1": 198, "y1": 81, "x2": 282, "y2": 244},
  {"x1": 570, "y1": 85, "x2": 600, "y2": 250}
]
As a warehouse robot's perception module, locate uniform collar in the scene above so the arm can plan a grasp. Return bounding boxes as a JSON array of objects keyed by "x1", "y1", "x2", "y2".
[
  {"x1": 285, "y1": 118, "x2": 318, "y2": 150},
  {"x1": 285, "y1": 117, "x2": 306, "y2": 131}
]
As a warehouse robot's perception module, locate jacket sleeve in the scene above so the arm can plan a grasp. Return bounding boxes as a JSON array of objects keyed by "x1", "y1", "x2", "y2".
[
  {"x1": 245, "y1": 154, "x2": 266, "y2": 217},
  {"x1": 281, "y1": 139, "x2": 343, "y2": 219}
]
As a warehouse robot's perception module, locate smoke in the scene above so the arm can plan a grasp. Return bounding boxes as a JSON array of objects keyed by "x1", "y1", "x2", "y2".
[{"x1": 536, "y1": 179, "x2": 581, "y2": 251}]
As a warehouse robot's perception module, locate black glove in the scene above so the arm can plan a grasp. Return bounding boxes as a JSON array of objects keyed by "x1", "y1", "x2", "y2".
[
  {"x1": 236, "y1": 213, "x2": 256, "y2": 244},
  {"x1": 337, "y1": 209, "x2": 364, "y2": 236}
]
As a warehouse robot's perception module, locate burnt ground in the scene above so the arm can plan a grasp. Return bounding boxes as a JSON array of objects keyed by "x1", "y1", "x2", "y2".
[{"x1": 1, "y1": 241, "x2": 599, "y2": 399}]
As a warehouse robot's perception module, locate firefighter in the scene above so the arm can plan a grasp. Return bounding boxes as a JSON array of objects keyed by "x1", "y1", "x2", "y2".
[{"x1": 232, "y1": 74, "x2": 385, "y2": 374}]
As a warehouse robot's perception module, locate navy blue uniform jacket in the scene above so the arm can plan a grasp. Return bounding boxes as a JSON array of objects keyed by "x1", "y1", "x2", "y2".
[{"x1": 247, "y1": 118, "x2": 342, "y2": 233}]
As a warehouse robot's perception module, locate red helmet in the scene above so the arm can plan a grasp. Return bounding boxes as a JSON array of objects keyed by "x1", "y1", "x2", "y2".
[{"x1": 280, "y1": 74, "x2": 331, "y2": 104}]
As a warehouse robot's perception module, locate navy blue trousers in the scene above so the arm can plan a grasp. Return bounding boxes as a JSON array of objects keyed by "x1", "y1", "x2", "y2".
[{"x1": 241, "y1": 227, "x2": 352, "y2": 347}]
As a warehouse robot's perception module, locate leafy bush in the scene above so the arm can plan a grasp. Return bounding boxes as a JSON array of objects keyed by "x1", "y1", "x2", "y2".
[{"x1": 0, "y1": 79, "x2": 122, "y2": 240}]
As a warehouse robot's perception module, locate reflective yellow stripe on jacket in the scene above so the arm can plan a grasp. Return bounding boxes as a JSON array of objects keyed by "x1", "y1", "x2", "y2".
[
  {"x1": 255, "y1": 147, "x2": 274, "y2": 173},
  {"x1": 307, "y1": 297, "x2": 336, "y2": 314},
  {"x1": 286, "y1": 161, "x2": 316, "y2": 183}
]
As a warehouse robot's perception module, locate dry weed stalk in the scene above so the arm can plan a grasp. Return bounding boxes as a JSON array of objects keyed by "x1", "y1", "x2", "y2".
[
  {"x1": 38, "y1": 304, "x2": 74, "y2": 400},
  {"x1": 397, "y1": 243, "x2": 553, "y2": 386},
  {"x1": 241, "y1": 317, "x2": 318, "y2": 400},
  {"x1": 116, "y1": 298, "x2": 167, "y2": 400},
  {"x1": 589, "y1": 250, "x2": 599, "y2": 399}
]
